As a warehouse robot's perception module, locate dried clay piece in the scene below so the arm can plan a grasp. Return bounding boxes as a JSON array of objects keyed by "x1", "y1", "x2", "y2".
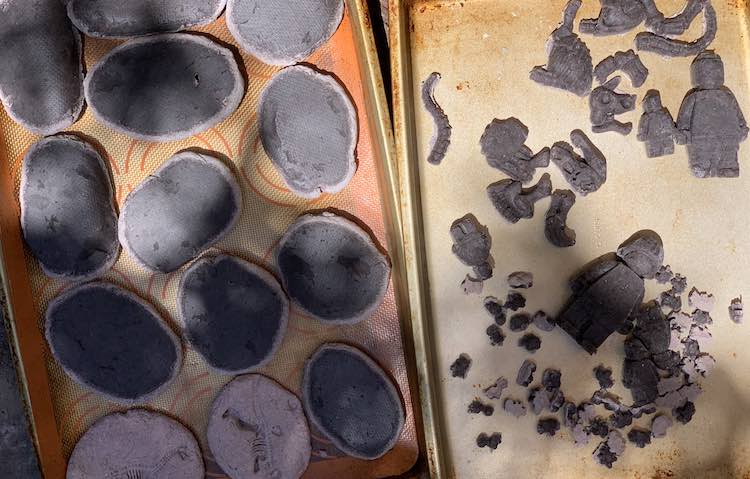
[
  {"x1": 688, "y1": 287, "x2": 716, "y2": 312},
  {"x1": 533, "y1": 311, "x2": 556, "y2": 331},
  {"x1": 508, "y1": 271, "x2": 533, "y2": 289},
  {"x1": 638, "y1": 90, "x2": 678, "y2": 158},
  {"x1": 545, "y1": 189, "x2": 577, "y2": 247},
  {"x1": 580, "y1": 0, "x2": 648, "y2": 36},
  {"x1": 486, "y1": 324, "x2": 505, "y2": 346},
  {"x1": 504, "y1": 398, "x2": 527, "y2": 418},
  {"x1": 487, "y1": 173, "x2": 552, "y2": 223},
  {"x1": 451, "y1": 354, "x2": 472, "y2": 378},
  {"x1": 518, "y1": 333, "x2": 542, "y2": 353},
  {"x1": 595, "y1": 365, "x2": 615, "y2": 389},
  {"x1": 648, "y1": 0, "x2": 708, "y2": 36},
  {"x1": 468, "y1": 399, "x2": 494, "y2": 416},
  {"x1": 422, "y1": 72, "x2": 451, "y2": 165},
  {"x1": 484, "y1": 377, "x2": 508, "y2": 400},
  {"x1": 551, "y1": 130, "x2": 607, "y2": 196},
  {"x1": 616, "y1": 230, "x2": 664, "y2": 279},
  {"x1": 461, "y1": 275, "x2": 484, "y2": 295},
  {"x1": 636, "y1": 3, "x2": 717, "y2": 57},
  {"x1": 655, "y1": 265, "x2": 673, "y2": 284},
  {"x1": 730, "y1": 297, "x2": 744, "y2": 324},
  {"x1": 480, "y1": 118, "x2": 550, "y2": 182},
  {"x1": 537, "y1": 418, "x2": 561, "y2": 437},
  {"x1": 590, "y1": 76, "x2": 636, "y2": 135},
  {"x1": 505, "y1": 292, "x2": 527, "y2": 311},
  {"x1": 450, "y1": 214, "x2": 493, "y2": 280},
  {"x1": 594, "y1": 50, "x2": 649, "y2": 87},
  {"x1": 516, "y1": 359, "x2": 537, "y2": 386},
  {"x1": 476, "y1": 432, "x2": 502, "y2": 450},
  {"x1": 651, "y1": 414, "x2": 672, "y2": 438},
  {"x1": 509, "y1": 312, "x2": 532, "y2": 332}
]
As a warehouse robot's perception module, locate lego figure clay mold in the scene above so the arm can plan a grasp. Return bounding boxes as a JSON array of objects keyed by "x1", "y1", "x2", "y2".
[
  {"x1": 638, "y1": 90, "x2": 679, "y2": 158},
  {"x1": 590, "y1": 76, "x2": 636, "y2": 135},
  {"x1": 487, "y1": 173, "x2": 552, "y2": 223},
  {"x1": 551, "y1": 130, "x2": 607, "y2": 196},
  {"x1": 480, "y1": 118, "x2": 550, "y2": 183}
]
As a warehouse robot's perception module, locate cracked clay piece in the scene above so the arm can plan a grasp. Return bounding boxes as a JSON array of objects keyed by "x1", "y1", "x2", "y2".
[
  {"x1": 623, "y1": 358, "x2": 660, "y2": 405},
  {"x1": 688, "y1": 287, "x2": 716, "y2": 312},
  {"x1": 207, "y1": 374, "x2": 310, "y2": 479},
  {"x1": 85, "y1": 34, "x2": 243, "y2": 142},
  {"x1": 590, "y1": 76, "x2": 636, "y2": 135},
  {"x1": 516, "y1": 359, "x2": 537, "y2": 387},
  {"x1": 67, "y1": 409, "x2": 203, "y2": 479},
  {"x1": 422, "y1": 72, "x2": 452, "y2": 165},
  {"x1": 588, "y1": 417, "x2": 610, "y2": 438},
  {"x1": 655, "y1": 265, "x2": 673, "y2": 284},
  {"x1": 484, "y1": 377, "x2": 508, "y2": 400},
  {"x1": 537, "y1": 418, "x2": 561, "y2": 437},
  {"x1": 45, "y1": 282, "x2": 181, "y2": 404},
  {"x1": 636, "y1": 3, "x2": 717, "y2": 57},
  {"x1": 451, "y1": 354, "x2": 472, "y2": 378},
  {"x1": 533, "y1": 311, "x2": 556, "y2": 331},
  {"x1": 595, "y1": 50, "x2": 649, "y2": 87},
  {"x1": 506, "y1": 292, "x2": 527, "y2": 311},
  {"x1": 595, "y1": 365, "x2": 615, "y2": 389},
  {"x1": 607, "y1": 430, "x2": 626, "y2": 456},
  {"x1": 227, "y1": 0, "x2": 343, "y2": 66},
  {"x1": 638, "y1": 90, "x2": 679, "y2": 158},
  {"x1": 563, "y1": 402, "x2": 579, "y2": 428},
  {"x1": 551, "y1": 130, "x2": 607, "y2": 196},
  {"x1": 651, "y1": 415, "x2": 672, "y2": 438},
  {"x1": 487, "y1": 173, "x2": 552, "y2": 223},
  {"x1": 509, "y1": 312, "x2": 532, "y2": 332},
  {"x1": 508, "y1": 271, "x2": 534, "y2": 289},
  {"x1": 661, "y1": 290, "x2": 682, "y2": 313},
  {"x1": 461, "y1": 275, "x2": 484, "y2": 295},
  {"x1": 450, "y1": 215, "x2": 492, "y2": 275},
  {"x1": 545, "y1": 189, "x2": 577, "y2": 247},
  {"x1": 617, "y1": 230, "x2": 664, "y2": 279},
  {"x1": 692, "y1": 309, "x2": 713, "y2": 326},
  {"x1": 476, "y1": 432, "x2": 502, "y2": 450},
  {"x1": 20, "y1": 136, "x2": 118, "y2": 281},
  {"x1": 628, "y1": 428, "x2": 652, "y2": 448},
  {"x1": 580, "y1": 0, "x2": 647, "y2": 35},
  {"x1": 530, "y1": 0, "x2": 593, "y2": 97},
  {"x1": 504, "y1": 398, "x2": 527, "y2": 418},
  {"x1": 119, "y1": 151, "x2": 241, "y2": 273},
  {"x1": 302, "y1": 343, "x2": 404, "y2": 460},
  {"x1": 519, "y1": 333, "x2": 542, "y2": 353},
  {"x1": 480, "y1": 118, "x2": 550, "y2": 182},
  {"x1": 730, "y1": 297, "x2": 744, "y2": 324},
  {"x1": 67, "y1": 0, "x2": 226, "y2": 38},
  {"x1": 277, "y1": 213, "x2": 390, "y2": 324},
  {"x1": 260, "y1": 65, "x2": 358, "y2": 197},
  {"x1": 486, "y1": 324, "x2": 505, "y2": 346}
]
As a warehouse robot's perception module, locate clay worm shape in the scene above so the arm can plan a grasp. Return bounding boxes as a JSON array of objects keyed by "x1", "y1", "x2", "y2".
[
  {"x1": 487, "y1": 173, "x2": 552, "y2": 224},
  {"x1": 480, "y1": 117, "x2": 550, "y2": 183},
  {"x1": 594, "y1": 50, "x2": 649, "y2": 87},
  {"x1": 590, "y1": 76, "x2": 636, "y2": 135},
  {"x1": 421, "y1": 72, "x2": 452, "y2": 165},
  {"x1": 545, "y1": 189, "x2": 577, "y2": 248},
  {"x1": 635, "y1": 2, "x2": 717, "y2": 57},
  {"x1": 551, "y1": 130, "x2": 607, "y2": 196}
]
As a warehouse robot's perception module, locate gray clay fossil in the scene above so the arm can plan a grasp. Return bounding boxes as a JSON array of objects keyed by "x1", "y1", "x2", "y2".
[
  {"x1": 119, "y1": 151, "x2": 242, "y2": 274},
  {"x1": 276, "y1": 213, "x2": 390, "y2": 324},
  {"x1": 227, "y1": 0, "x2": 343, "y2": 66},
  {"x1": 594, "y1": 50, "x2": 649, "y2": 87},
  {"x1": 259, "y1": 65, "x2": 358, "y2": 198},
  {"x1": 579, "y1": 0, "x2": 650, "y2": 36},
  {"x1": 450, "y1": 214, "x2": 493, "y2": 280},
  {"x1": 638, "y1": 90, "x2": 679, "y2": 158},
  {"x1": 516, "y1": 359, "x2": 537, "y2": 387},
  {"x1": 479, "y1": 118, "x2": 550, "y2": 182},
  {"x1": 508, "y1": 271, "x2": 533, "y2": 289},
  {"x1": 636, "y1": 3, "x2": 717, "y2": 57},
  {"x1": 67, "y1": 0, "x2": 226, "y2": 38},
  {"x1": 729, "y1": 297, "x2": 744, "y2": 324},
  {"x1": 590, "y1": 76, "x2": 636, "y2": 135},
  {"x1": 67, "y1": 409, "x2": 204, "y2": 479},
  {"x1": 530, "y1": 0, "x2": 593, "y2": 97},
  {"x1": 545, "y1": 189, "x2": 577, "y2": 248},
  {"x1": 20, "y1": 136, "x2": 118, "y2": 281},
  {"x1": 647, "y1": 0, "x2": 708, "y2": 36},
  {"x1": 207, "y1": 374, "x2": 311, "y2": 479},
  {"x1": 551, "y1": 130, "x2": 607, "y2": 196},
  {"x1": 302, "y1": 343, "x2": 404, "y2": 460},
  {"x1": 422, "y1": 72, "x2": 452, "y2": 165},
  {"x1": 45, "y1": 282, "x2": 182, "y2": 404},
  {"x1": 676, "y1": 51, "x2": 748, "y2": 178},
  {"x1": 487, "y1": 173, "x2": 552, "y2": 223},
  {"x1": 0, "y1": 0, "x2": 83, "y2": 135}
]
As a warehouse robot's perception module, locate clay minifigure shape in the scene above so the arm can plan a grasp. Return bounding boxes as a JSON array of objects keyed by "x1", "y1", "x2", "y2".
[
  {"x1": 530, "y1": 0, "x2": 593, "y2": 97},
  {"x1": 450, "y1": 214, "x2": 493, "y2": 280},
  {"x1": 545, "y1": 189, "x2": 576, "y2": 248},
  {"x1": 590, "y1": 76, "x2": 636, "y2": 135},
  {"x1": 480, "y1": 118, "x2": 550, "y2": 183},
  {"x1": 636, "y1": 3, "x2": 717, "y2": 57},
  {"x1": 579, "y1": 0, "x2": 648, "y2": 36},
  {"x1": 638, "y1": 90, "x2": 678, "y2": 158},
  {"x1": 594, "y1": 50, "x2": 649, "y2": 87},
  {"x1": 551, "y1": 130, "x2": 607, "y2": 196},
  {"x1": 487, "y1": 173, "x2": 552, "y2": 224},
  {"x1": 676, "y1": 51, "x2": 748, "y2": 178}
]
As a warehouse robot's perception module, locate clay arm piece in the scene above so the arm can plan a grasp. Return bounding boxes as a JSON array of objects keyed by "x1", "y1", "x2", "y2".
[
  {"x1": 545, "y1": 189, "x2": 576, "y2": 247},
  {"x1": 421, "y1": 72, "x2": 452, "y2": 165},
  {"x1": 635, "y1": 3, "x2": 716, "y2": 57},
  {"x1": 561, "y1": 0, "x2": 583, "y2": 34},
  {"x1": 593, "y1": 120, "x2": 633, "y2": 135},
  {"x1": 579, "y1": 0, "x2": 646, "y2": 36},
  {"x1": 675, "y1": 91, "x2": 697, "y2": 144}
]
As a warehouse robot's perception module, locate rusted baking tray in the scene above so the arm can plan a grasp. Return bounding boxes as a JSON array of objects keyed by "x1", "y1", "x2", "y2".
[
  {"x1": 392, "y1": 0, "x2": 750, "y2": 477},
  {"x1": 0, "y1": 1, "x2": 428, "y2": 478}
]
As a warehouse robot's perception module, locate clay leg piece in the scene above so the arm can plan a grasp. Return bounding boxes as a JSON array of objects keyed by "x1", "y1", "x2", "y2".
[
  {"x1": 487, "y1": 173, "x2": 552, "y2": 223},
  {"x1": 422, "y1": 72, "x2": 452, "y2": 165},
  {"x1": 545, "y1": 189, "x2": 577, "y2": 247}
]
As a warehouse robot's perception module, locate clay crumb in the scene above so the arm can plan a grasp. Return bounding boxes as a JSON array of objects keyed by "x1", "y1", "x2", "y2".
[
  {"x1": 655, "y1": 265, "x2": 673, "y2": 284},
  {"x1": 508, "y1": 271, "x2": 534, "y2": 289},
  {"x1": 593, "y1": 441, "x2": 618, "y2": 468},
  {"x1": 730, "y1": 297, "x2": 744, "y2": 324},
  {"x1": 537, "y1": 418, "x2": 561, "y2": 437},
  {"x1": 509, "y1": 312, "x2": 532, "y2": 332},
  {"x1": 468, "y1": 398, "x2": 494, "y2": 416},
  {"x1": 691, "y1": 309, "x2": 713, "y2": 326},
  {"x1": 504, "y1": 398, "x2": 527, "y2": 418},
  {"x1": 671, "y1": 274, "x2": 688, "y2": 294},
  {"x1": 594, "y1": 365, "x2": 614, "y2": 389},
  {"x1": 587, "y1": 417, "x2": 610, "y2": 438},
  {"x1": 518, "y1": 333, "x2": 542, "y2": 352},
  {"x1": 476, "y1": 432, "x2": 502, "y2": 450},
  {"x1": 609, "y1": 410, "x2": 633, "y2": 429},
  {"x1": 461, "y1": 275, "x2": 483, "y2": 295},
  {"x1": 505, "y1": 292, "x2": 527, "y2": 311},
  {"x1": 688, "y1": 287, "x2": 715, "y2": 312},
  {"x1": 542, "y1": 369, "x2": 562, "y2": 390},
  {"x1": 484, "y1": 377, "x2": 508, "y2": 400},
  {"x1": 450, "y1": 353, "x2": 471, "y2": 378},
  {"x1": 486, "y1": 324, "x2": 506, "y2": 346},
  {"x1": 484, "y1": 296, "x2": 506, "y2": 325},
  {"x1": 673, "y1": 401, "x2": 696, "y2": 424},
  {"x1": 606, "y1": 430, "x2": 626, "y2": 455},
  {"x1": 516, "y1": 359, "x2": 537, "y2": 386},
  {"x1": 660, "y1": 290, "x2": 682, "y2": 311},
  {"x1": 627, "y1": 428, "x2": 651, "y2": 448},
  {"x1": 651, "y1": 414, "x2": 672, "y2": 438},
  {"x1": 545, "y1": 189, "x2": 577, "y2": 247},
  {"x1": 532, "y1": 310, "x2": 556, "y2": 332}
]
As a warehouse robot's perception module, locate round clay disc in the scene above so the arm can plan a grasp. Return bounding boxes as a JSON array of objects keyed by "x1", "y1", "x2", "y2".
[
  {"x1": 302, "y1": 343, "x2": 405, "y2": 460},
  {"x1": 258, "y1": 65, "x2": 358, "y2": 198},
  {"x1": 67, "y1": 409, "x2": 204, "y2": 479},
  {"x1": 207, "y1": 374, "x2": 311, "y2": 479},
  {"x1": 276, "y1": 213, "x2": 390, "y2": 324},
  {"x1": 45, "y1": 282, "x2": 182, "y2": 404},
  {"x1": 226, "y1": 0, "x2": 344, "y2": 66},
  {"x1": 179, "y1": 255, "x2": 289, "y2": 374}
]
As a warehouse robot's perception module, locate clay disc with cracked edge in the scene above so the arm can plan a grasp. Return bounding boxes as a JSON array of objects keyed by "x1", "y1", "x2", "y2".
[
  {"x1": 67, "y1": 409, "x2": 204, "y2": 479},
  {"x1": 67, "y1": 0, "x2": 227, "y2": 38},
  {"x1": 227, "y1": 0, "x2": 344, "y2": 66},
  {"x1": 84, "y1": 34, "x2": 244, "y2": 142},
  {"x1": 119, "y1": 151, "x2": 242, "y2": 274},
  {"x1": 302, "y1": 343, "x2": 405, "y2": 460},
  {"x1": 178, "y1": 254, "x2": 289, "y2": 374},
  {"x1": 0, "y1": 0, "x2": 83, "y2": 135},
  {"x1": 276, "y1": 213, "x2": 390, "y2": 324},
  {"x1": 45, "y1": 282, "x2": 182, "y2": 404},
  {"x1": 20, "y1": 135, "x2": 119, "y2": 281},
  {"x1": 207, "y1": 374, "x2": 311, "y2": 479},
  {"x1": 259, "y1": 65, "x2": 358, "y2": 198}
]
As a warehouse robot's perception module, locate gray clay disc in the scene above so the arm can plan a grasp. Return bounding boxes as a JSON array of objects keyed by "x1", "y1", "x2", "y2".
[
  {"x1": 276, "y1": 213, "x2": 390, "y2": 324},
  {"x1": 119, "y1": 151, "x2": 242, "y2": 273},
  {"x1": 259, "y1": 65, "x2": 357, "y2": 198},
  {"x1": 20, "y1": 135, "x2": 119, "y2": 281},
  {"x1": 227, "y1": 0, "x2": 344, "y2": 66},
  {"x1": 67, "y1": 0, "x2": 227, "y2": 38},
  {"x1": 302, "y1": 343, "x2": 404, "y2": 460},
  {"x1": 45, "y1": 282, "x2": 182, "y2": 404},
  {"x1": 179, "y1": 255, "x2": 289, "y2": 374},
  {"x1": 0, "y1": 0, "x2": 83, "y2": 135},
  {"x1": 207, "y1": 374, "x2": 311, "y2": 479},
  {"x1": 66, "y1": 409, "x2": 203, "y2": 479},
  {"x1": 84, "y1": 34, "x2": 244, "y2": 142}
]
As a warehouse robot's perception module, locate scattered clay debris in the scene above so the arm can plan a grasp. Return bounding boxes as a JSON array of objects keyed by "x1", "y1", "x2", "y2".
[
  {"x1": 484, "y1": 296, "x2": 507, "y2": 325},
  {"x1": 580, "y1": 0, "x2": 651, "y2": 36},
  {"x1": 671, "y1": 274, "x2": 688, "y2": 294},
  {"x1": 673, "y1": 401, "x2": 696, "y2": 424},
  {"x1": 651, "y1": 414, "x2": 673, "y2": 438},
  {"x1": 476, "y1": 432, "x2": 502, "y2": 450},
  {"x1": 636, "y1": 3, "x2": 717, "y2": 57},
  {"x1": 609, "y1": 410, "x2": 634, "y2": 429},
  {"x1": 537, "y1": 418, "x2": 561, "y2": 437},
  {"x1": 655, "y1": 265, "x2": 673, "y2": 284},
  {"x1": 638, "y1": 90, "x2": 678, "y2": 158},
  {"x1": 729, "y1": 297, "x2": 744, "y2": 324},
  {"x1": 594, "y1": 50, "x2": 649, "y2": 87},
  {"x1": 532, "y1": 310, "x2": 556, "y2": 332},
  {"x1": 487, "y1": 173, "x2": 553, "y2": 223},
  {"x1": 451, "y1": 215, "x2": 493, "y2": 281},
  {"x1": 484, "y1": 377, "x2": 508, "y2": 400},
  {"x1": 486, "y1": 324, "x2": 506, "y2": 346},
  {"x1": 504, "y1": 398, "x2": 528, "y2": 418},
  {"x1": 519, "y1": 333, "x2": 542, "y2": 352},
  {"x1": 468, "y1": 399, "x2": 494, "y2": 416},
  {"x1": 628, "y1": 428, "x2": 652, "y2": 448},
  {"x1": 688, "y1": 287, "x2": 716, "y2": 312},
  {"x1": 516, "y1": 359, "x2": 537, "y2": 387},
  {"x1": 508, "y1": 271, "x2": 534, "y2": 289},
  {"x1": 542, "y1": 369, "x2": 562, "y2": 390},
  {"x1": 509, "y1": 312, "x2": 532, "y2": 332},
  {"x1": 594, "y1": 365, "x2": 614, "y2": 389},
  {"x1": 480, "y1": 118, "x2": 550, "y2": 182},
  {"x1": 660, "y1": 290, "x2": 682, "y2": 311},
  {"x1": 551, "y1": 130, "x2": 607, "y2": 196},
  {"x1": 450, "y1": 354, "x2": 471, "y2": 378},
  {"x1": 590, "y1": 76, "x2": 636, "y2": 135},
  {"x1": 506, "y1": 292, "x2": 527, "y2": 311},
  {"x1": 421, "y1": 72, "x2": 452, "y2": 165},
  {"x1": 572, "y1": 423, "x2": 592, "y2": 447},
  {"x1": 545, "y1": 189, "x2": 577, "y2": 247},
  {"x1": 461, "y1": 275, "x2": 484, "y2": 295}
]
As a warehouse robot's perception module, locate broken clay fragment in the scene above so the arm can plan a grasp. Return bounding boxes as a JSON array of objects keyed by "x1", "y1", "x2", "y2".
[
  {"x1": 594, "y1": 50, "x2": 649, "y2": 87},
  {"x1": 487, "y1": 173, "x2": 552, "y2": 223},
  {"x1": 545, "y1": 189, "x2": 577, "y2": 247},
  {"x1": 476, "y1": 432, "x2": 502, "y2": 450},
  {"x1": 671, "y1": 274, "x2": 688, "y2": 294},
  {"x1": 506, "y1": 292, "x2": 527, "y2": 311},
  {"x1": 504, "y1": 398, "x2": 527, "y2": 417},
  {"x1": 516, "y1": 359, "x2": 536, "y2": 386},
  {"x1": 461, "y1": 275, "x2": 484, "y2": 295},
  {"x1": 617, "y1": 230, "x2": 664, "y2": 279},
  {"x1": 623, "y1": 358, "x2": 660, "y2": 405},
  {"x1": 655, "y1": 265, "x2": 674, "y2": 284},
  {"x1": 486, "y1": 324, "x2": 505, "y2": 346},
  {"x1": 660, "y1": 290, "x2": 682, "y2": 311},
  {"x1": 638, "y1": 90, "x2": 678, "y2": 158},
  {"x1": 421, "y1": 72, "x2": 452, "y2": 165},
  {"x1": 692, "y1": 309, "x2": 713, "y2": 326},
  {"x1": 588, "y1": 417, "x2": 610, "y2": 438},
  {"x1": 485, "y1": 297, "x2": 507, "y2": 325},
  {"x1": 542, "y1": 369, "x2": 562, "y2": 391},
  {"x1": 593, "y1": 442, "x2": 618, "y2": 469},
  {"x1": 636, "y1": 3, "x2": 717, "y2": 57},
  {"x1": 730, "y1": 297, "x2": 744, "y2": 324},
  {"x1": 607, "y1": 430, "x2": 626, "y2": 455},
  {"x1": 673, "y1": 401, "x2": 696, "y2": 424},
  {"x1": 529, "y1": 387, "x2": 550, "y2": 415},
  {"x1": 480, "y1": 118, "x2": 550, "y2": 182},
  {"x1": 688, "y1": 287, "x2": 716, "y2": 312},
  {"x1": 518, "y1": 333, "x2": 542, "y2": 353},
  {"x1": 594, "y1": 365, "x2": 615, "y2": 389},
  {"x1": 451, "y1": 354, "x2": 472, "y2": 378},
  {"x1": 563, "y1": 402, "x2": 579, "y2": 428},
  {"x1": 648, "y1": 0, "x2": 707, "y2": 36},
  {"x1": 580, "y1": 0, "x2": 648, "y2": 36},
  {"x1": 484, "y1": 377, "x2": 508, "y2": 400},
  {"x1": 508, "y1": 271, "x2": 534, "y2": 289},
  {"x1": 532, "y1": 311, "x2": 556, "y2": 331},
  {"x1": 551, "y1": 130, "x2": 607, "y2": 196},
  {"x1": 651, "y1": 414, "x2": 673, "y2": 438},
  {"x1": 627, "y1": 428, "x2": 651, "y2": 448},
  {"x1": 451, "y1": 215, "x2": 492, "y2": 269},
  {"x1": 537, "y1": 418, "x2": 561, "y2": 437},
  {"x1": 610, "y1": 410, "x2": 634, "y2": 429},
  {"x1": 509, "y1": 312, "x2": 532, "y2": 332},
  {"x1": 468, "y1": 399, "x2": 494, "y2": 416},
  {"x1": 590, "y1": 76, "x2": 636, "y2": 135}
]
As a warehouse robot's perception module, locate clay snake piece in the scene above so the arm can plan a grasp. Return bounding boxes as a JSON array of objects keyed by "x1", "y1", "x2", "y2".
[{"x1": 421, "y1": 72, "x2": 452, "y2": 165}]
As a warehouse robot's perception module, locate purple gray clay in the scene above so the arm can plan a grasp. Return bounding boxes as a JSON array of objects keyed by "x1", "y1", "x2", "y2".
[
  {"x1": 636, "y1": 3, "x2": 717, "y2": 57},
  {"x1": 648, "y1": 0, "x2": 708, "y2": 36},
  {"x1": 484, "y1": 377, "x2": 508, "y2": 400},
  {"x1": 422, "y1": 72, "x2": 452, "y2": 165},
  {"x1": 276, "y1": 213, "x2": 390, "y2": 324},
  {"x1": 594, "y1": 50, "x2": 649, "y2": 87},
  {"x1": 67, "y1": 409, "x2": 203, "y2": 479},
  {"x1": 486, "y1": 324, "x2": 505, "y2": 346},
  {"x1": 207, "y1": 374, "x2": 311, "y2": 479},
  {"x1": 302, "y1": 343, "x2": 404, "y2": 460},
  {"x1": 505, "y1": 292, "x2": 527, "y2": 311},
  {"x1": 480, "y1": 118, "x2": 550, "y2": 182},
  {"x1": 476, "y1": 432, "x2": 502, "y2": 450},
  {"x1": 0, "y1": 0, "x2": 83, "y2": 135},
  {"x1": 551, "y1": 130, "x2": 606, "y2": 195},
  {"x1": 530, "y1": 0, "x2": 593, "y2": 97},
  {"x1": 45, "y1": 282, "x2": 181, "y2": 404},
  {"x1": 545, "y1": 189, "x2": 577, "y2": 247},
  {"x1": 617, "y1": 230, "x2": 664, "y2": 279},
  {"x1": 227, "y1": 0, "x2": 343, "y2": 66},
  {"x1": 487, "y1": 173, "x2": 552, "y2": 223},
  {"x1": 580, "y1": 0, "x2": 648, "y2": 35},
  {"x1": 672, "y1": 273, "x2": 688, "y2": 293},
  {"x1": 484, "y1": 296, "x2": 506, "y2": 325},
  {"x1": 655, "y1": 265, "x2": 673, "y2": 284},
  {"x1": 85, "y1": 34, "x2": 244, "y2": 142},
  {"x1": 729, "y1": 297, "x2": 744, "y2": 324},
  {"x1": 590, "y1": 76, "x2": 636, "y2": 135},
  {"x1": 609, "y1": 410, "x2": 633, "y2": 428},
  {"x1": 692, "y1": 309, "x2": 713, "y2": 326},
  {"x1": 516, "y1": 359, "x2": 536, "y2": 387},
  {"x1": 673, "y1": 401, "x2": 696, "y2": 424},
  {"x1": 537, "y1": 418, "x2": 561, "y2": 437},
  {"x1": 508, "y1": 271, "x2": 533, "y2": 289},
  {"x1": 119, "y1": 151, "x2": 241, "y2": 273},
  {"x1": 651, "y1": 414, "x2": 672, "y2": 438},
  {"x1": 178, "y1": 255, "x2": 289, "y2": 374},
  {"x1": 638, "y1": 90, "x2": 679, "y2": 158},
  {"x1": 660, "y1": 290, "x2": 682, "y2": 311},
  {"x1": 518, "y1": 333, "x2": 541, "y2": 352},
  {"x1": 594, "y1": 365, "x2": 614, "y2": 389},
  {"x1": 468, "y1": 399, "x2": 494, "y2": 416},
  {"x1": 509, "y1": 312, "x2": 531, "y2": 332},
  {"x1": 461, "y1": 275, "x2": 483, "y2": 295},
  {"x1": 67, "y1": 0, "x2": 226, "y2": 38},
  {"x1": 532, "y1": 311, "x2": 556, "y2": 331},
  {"x1": 259, "y1": 65, "x2": 358, "y2": 197},
  {"x1": 688, "y1": 287, "x2": 716, "y2": 312},
  {"x1": 20, "y1": 136, "x2": 118, "y2": 281},
  {"x1": 450, "y1": 353, "x2": 471, "y2": 378},
  {"x1": 503, "y1": 398, "x2": 527, "y2": 418},
  {"x1": 450, "y1": 214, "x2": 493, "y2": 280}
]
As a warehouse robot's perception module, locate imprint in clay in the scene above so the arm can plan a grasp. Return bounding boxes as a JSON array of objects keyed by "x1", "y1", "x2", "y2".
[
  {"x1": 422, "y1": 72, "x2": 452, "y2": 165},
  {"x1": 551, "y1": 130, "x2": 607, "y2": 195},
  {"x1": 487, "y1": 173, "x2": 552, "y2": 223},
  {"x1": 590, "y1": 76, "x2": 636, "y2": 135},
  {"x1": 450, "y1": 214, "x2": 493, "y2": 281},
  {"x1": 636, "y1": 2, "x2": 717, "y2": 57},
  {"x1": 594, "y1": 50, "x2": 649, "y2": 87},
  {"x1": 580, "y1": 0, "x2": 649, "y2": 35},
  {"x1": 479, "y1": 118, "x2": 550, "y2": 182},
  {"x1": 545, "y1": 189, "x2": 577, "y2": 248},
  {"x1": 638, "y1": 90, "x2": 679, "y2": 158}
]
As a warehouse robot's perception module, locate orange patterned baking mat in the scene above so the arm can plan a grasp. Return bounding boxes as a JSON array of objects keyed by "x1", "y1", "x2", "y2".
[{"x1": 0, "y1": 8, "x2": 418, "y2": 478}]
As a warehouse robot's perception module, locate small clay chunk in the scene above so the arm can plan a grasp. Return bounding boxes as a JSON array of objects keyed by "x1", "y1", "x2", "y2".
[
  {"x1": 627, "y1": 428, "x2": 651, "y2": 448},
  {"x1": 673, "y1": 401, "x2": 696, "y2": 424},
  {"x1": 468, "y1": 399, "x2": 494, "y2": 416},
  {"x1": 45, "y1": 283, "x2": 181, "y2": 404},
  {"x1": 580, "y1": 0, "x2": 648, "y2": 35},
  {"x1": 636, "y1": 3, "x2": 717, "y2": 57},
  {"x1": 461, "y1": 275, "x2": 484, "y2": 295},
  {"x1": 506, "y1": 292, "x2": 527, "y2": 311},
  {"x1": 259, "y1": 65, "x2": 357, "y2": 197},
  {"x1": 508, "y1": 271, "x2": 534, "y2": 289},
  {"x1": 655, "y1": 265, "x2": 673, "y2": 284},
  {"x1": 487, "y1": 173, "x2": 553, "y2": 223},
  {"x1": 516, "y1": 359, "x2": 537, "y2": 387},
  {"x1": 480, "y1": 118, "x2": 550, "y2": 182},
  {"x1": 623, "y1": 358, "x2": 659, "y2": 405},
  {"x1": 518, "y1": 333, "x2": 541, "y2": 353},
  {"x1": 688, "y1": 287, "x2": 716, "y2": 312},
  {"x1": 537, "y1": 418, "x2": 561, "y2": 437},
  {"x1": 692, "y1": 309, "x2": 713, "y2": 326},
  {"x1": 509, "y1": 312, "x2": 532, "y2": 332},
  {"x1": 504, "y1": 398, "x2": 528, "y2": 418},
  {"x1": 533, "y1": 311, "x2": 556, "y2": 332},
  {"x1": 563, "y1": 402, "x2": 579, "y2": 428},
  {"x1": 451, "y1": 354, "x2": 472, "y2": 378},
  {"x1": 486, "y1": 325, "x2": 505, "y2": 346},
  {"x1": 484, "y1": 297, "x2": 507, "y2": 325},
  {"x1": 277, "y1": 213, "x2": 390, "y2": 324},
  {"x1": 610, "y1": 411, "x2": 633, "y2": 429},
  {"x1": 85, "y1": 34, "x2": 243, "y2": 142},
  {"x1": 476, "y1": 432, "x2": 502, "y2": 450},
  {"x1": 530, "y1": 0, "x2": 593, "y2": 97},
  {"x1": 588, "y1": 417, "x2": 610, "y2": 438},
  {"x1": 545, "y1": 189, "x2": 577, "y2": 247},
  {"x1": 542, "y1": 369, "x2": 562, "y2": 390},
  {"x1": 651, "y1": 415, "x2": 672, "y2": 438},
  {"x1": 617, "y1": 230, "x2": 664, "y2": 279},
  {"x1": 421, "y1": 72, "x2": 452, "y2": 165},
  {"x1": 207, "y1": 375, "x2": 310, "y2": 479},
  {"x1": 594, "y1": 365, "x2": 614, "y2": 389},
  {"x1": 551, "y1": 130, "x2": 607, "y2": 196},
  {"x1": 21, "y1": 136, "x2": 118, "y2": 281},
  {"x1": 484, "y1": 377, "x2": 508, "y2": 400},
  {"x1": 67, "y1": 410, "x2": 203, "y2": 479},
  {"x1": 595, "y1": 50, "x2": 649, "y2": 87},
  {"x1": 227, "y1": 0, "x2": 343, "y2": 66},
  {"x1": 179, "y1": 255, "x2": 289, "y2": 374},
  {"x1": 67, "y1": 0, "x2": 226, "y2": 38},
  {"x1": 450, "y1": 214, "x2": 493, "y2": 279},
  {"x1": 671, "y1": 274, "x2": 688, "y2": 294},
  {"x1": 730, "y1": 297, "x2": 744, "y2": 324},
  {"x1": 638, "y1": 90, "x2": 678, "y2": 158},
  {"x1": 590, "y1": 76, "x2": 636, "y2": 135},
  {"x1": 302, "y1": 344, "x2": 404, "y2": 460},
  {"x1": 593, "y1": 442, "x2": 618, "y2": 469},
  {"x1": 660, "y1": 291, "x2": 682, "y2": 311}
]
